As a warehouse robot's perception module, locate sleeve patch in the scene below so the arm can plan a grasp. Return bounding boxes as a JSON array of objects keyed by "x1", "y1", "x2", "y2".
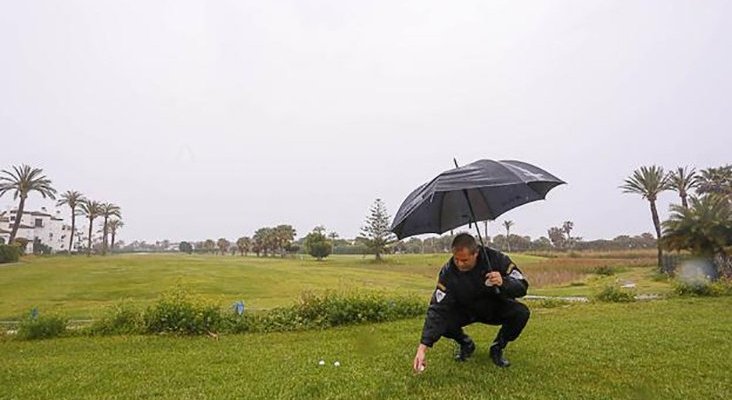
[
  {"x1": 509, "y1": 269, "x2": 525, "y2": 280},
  {"x1": 435, "y1": 289, "x2": 446, "y2": 303}
]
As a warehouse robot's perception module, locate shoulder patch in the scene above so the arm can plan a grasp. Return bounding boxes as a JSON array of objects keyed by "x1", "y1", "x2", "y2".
[
  {"x1": 435, "y1": 289, "x2": 446, "y2": 303},
  {"x1": 508, "y1": 268, "x2": 525, "y2": 280}
]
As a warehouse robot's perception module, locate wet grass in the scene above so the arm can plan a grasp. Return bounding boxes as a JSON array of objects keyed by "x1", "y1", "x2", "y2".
[{"x1": 1, "y1": 297, "x2": 730, "y2": 399}]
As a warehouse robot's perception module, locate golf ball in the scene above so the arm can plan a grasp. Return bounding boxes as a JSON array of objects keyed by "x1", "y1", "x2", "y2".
[
  {"x1": 333, "y1": 361, "x2": 341, "y2": 367},
  {"x1": 418, "y1": 364, "x2": 425, "y2": 372},
  {"x1": 318, "y1": 360, "x2": 325, "y2": 366}
]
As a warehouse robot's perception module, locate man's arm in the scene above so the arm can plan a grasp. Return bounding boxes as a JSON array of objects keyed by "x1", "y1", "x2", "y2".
[
  {"x1": 419, "y1": 270, "x2": 457, "y2": 347},
  {"x1": 414, "y1": 266, "x2": 457, "y2": 372}
]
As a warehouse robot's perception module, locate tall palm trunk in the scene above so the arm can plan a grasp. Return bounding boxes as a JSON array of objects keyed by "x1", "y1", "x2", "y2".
[
  {"x1": 505, "y1": 226, "x2": 511, "y2": 252},
  {"x1": 68, "y1": 213, "x2": 76, "y2": 252},
  {"x1": 102, "y1": 215, "x2": 109, "y2": 255},
  {"x1": 8, "y1": 195, "x2": 27, "y2": 243},
  {"x1": 649, "y1": 200, "x2": 663, "y2": 270},
  {"x1": 87, "y1": 217, "x2": 94, "y2": 256},
  {"x1": 111, "y1": 230, "x2": 116, "y2": 253}
]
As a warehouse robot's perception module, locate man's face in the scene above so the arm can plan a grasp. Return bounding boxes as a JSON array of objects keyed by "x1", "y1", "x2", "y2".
[{"x1": 452, "y1": 247, "x2": 478, "y2": 271}]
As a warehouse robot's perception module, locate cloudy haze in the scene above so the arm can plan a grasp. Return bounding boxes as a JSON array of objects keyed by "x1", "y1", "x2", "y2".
[{"x1": 1, "y1": 1, "x2": 730, "y2": 243}]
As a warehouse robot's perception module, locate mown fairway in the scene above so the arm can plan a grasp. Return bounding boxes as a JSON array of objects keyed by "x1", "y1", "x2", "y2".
[
  {"x1": 2, "y1": 297, "x2": 731, "y2": 400},
  {"x1": 0, "y1": 252, "x2": 657, "y2": 320}
]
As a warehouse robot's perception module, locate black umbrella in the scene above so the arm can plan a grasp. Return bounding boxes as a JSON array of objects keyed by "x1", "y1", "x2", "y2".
[
  {"x1": 390, "y1": 159, "x2": 565, "y2": 240},
  {"x1": 391, "y1": 160, "x2": 565, "y2": 241},
  {"x1": 390, "y1": 158, "x2": 565, "y2": 292}
]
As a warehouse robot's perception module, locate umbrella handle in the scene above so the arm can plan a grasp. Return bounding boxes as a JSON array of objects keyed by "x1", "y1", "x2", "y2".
[{"x1": 455, "y1": 158, "x2": 500, "y2": 295}]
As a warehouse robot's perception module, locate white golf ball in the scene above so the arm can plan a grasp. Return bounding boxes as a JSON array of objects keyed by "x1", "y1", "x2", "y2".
[
  {"x1": 333, "y1": 361, "x2": 341, "y2": 367},
  {"x1": 418, "y1": 364, "x2": 425, "y2": 372},
  {"x1": 318, "y1": 360, "x2": 325, "y2": 366}
]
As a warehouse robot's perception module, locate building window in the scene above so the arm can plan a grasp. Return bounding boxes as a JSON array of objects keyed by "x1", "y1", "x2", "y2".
[
  {"x1": 10, "y1": 216, "x2": 15, "y2": 221},
  {"x1": 35, "y1": 218, "x2": 43, "y2": 227}
]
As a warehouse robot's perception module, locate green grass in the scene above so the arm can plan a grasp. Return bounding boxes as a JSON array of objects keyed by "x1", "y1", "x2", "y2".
[
  {"x1": 2, "y1": 297, "x2": 731, "y2": 399},
  {"x1": 0, "y1": 253, "x2": 544, "y2": 320}
]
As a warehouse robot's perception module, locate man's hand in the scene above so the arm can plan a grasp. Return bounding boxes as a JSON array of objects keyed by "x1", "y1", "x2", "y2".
[
  {"x1": 413, "y1": 344, "x2": 428, "y2": 373},
  {"x1": 485, "y1": 271, "x2": 503, "y2": 287}
]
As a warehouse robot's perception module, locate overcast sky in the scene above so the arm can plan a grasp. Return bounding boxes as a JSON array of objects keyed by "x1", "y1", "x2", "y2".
[{"x1": 1, "y1": 1, "x2": 730, "y2": 243}]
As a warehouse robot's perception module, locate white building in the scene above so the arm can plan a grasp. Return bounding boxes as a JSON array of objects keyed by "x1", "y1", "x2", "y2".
[{"x1": 0, "y1": 207, "x2": 72, "y2": 253}]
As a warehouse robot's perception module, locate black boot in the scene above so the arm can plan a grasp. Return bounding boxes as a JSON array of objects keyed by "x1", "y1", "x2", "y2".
[
  {"x1": 489, "y1": 342, "x2": 510, "y2": 368},
  {"x1": 454, "y1": 337, "x2": 476, "y2": 362}
]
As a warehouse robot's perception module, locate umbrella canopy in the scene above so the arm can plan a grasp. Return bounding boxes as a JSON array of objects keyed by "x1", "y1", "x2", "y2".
[{"x1": 390, "y1": 159, "x2": 565, "y2": 240}]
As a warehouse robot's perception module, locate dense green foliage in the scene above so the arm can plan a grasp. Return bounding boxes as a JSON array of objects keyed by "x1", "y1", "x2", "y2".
[
  {"x1": 304, "y1": 228, "x2": 333, "y2": 260},
  {"x1": 85, "y1": 289, "x2": 424, "y2": 337},
  {"x1": 594, "y1": 285, "x2": 636, "y2": 303},
  {"x1": 0, "y1": 244, "x2": 21, "y2": 263},
  {"x1": 16, "y1": 313, "x2": 67, "y2": 340}
]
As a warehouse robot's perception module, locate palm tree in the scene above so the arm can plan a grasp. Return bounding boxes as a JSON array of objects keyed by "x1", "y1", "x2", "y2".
[
  {"x1": 99, "y1": 203, "x2": 121, "y2": 255},
  {"x1": 662, "y1": 196, "x2": 732, "y2": 276},
  {"x1": 562, "y1": 221, "x2": 574, "y2": 249},
  {"x1": 503, "y1": 220, "x2": 514, "y2": 252},
  {"x1": 217, "y1": 238, "x2": 230, "y2": 255},
  {"x1": 0, "y1": 165, "x2": 57, "y2": 243},
  {"x1": 666, "y1": 166, "x2": 698, "y2": 209},
  {"x1": 621, "y1": 165, "x2": 669, "y2": 269},
  {"x1": 78, "y1": 200, "x2": 102, "y2": 256},
  {"x1": 56, "y1": 190, "x2": 85, "y2": 252},
  {"x1": 236, "y1": 236, "x2": 251, "y2": 256},
  {"x1": 697, "y1": 165, "x2": 732, "y2": 201},
  {"x1": 108, "y1": 219, "x2": 124, "y2": 252}
]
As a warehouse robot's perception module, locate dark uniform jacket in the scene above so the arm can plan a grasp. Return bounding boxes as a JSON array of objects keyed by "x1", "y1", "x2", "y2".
[{"x1": 420, "y1": 247, "x2": 529, "y2": 347}]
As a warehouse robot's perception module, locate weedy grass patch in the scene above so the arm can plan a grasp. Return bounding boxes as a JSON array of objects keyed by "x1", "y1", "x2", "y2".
[{"x1": 1, "y1": 297, "x2": 730, "y2": 399}]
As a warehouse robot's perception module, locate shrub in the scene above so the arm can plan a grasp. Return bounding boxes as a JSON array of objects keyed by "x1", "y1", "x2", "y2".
[
  {"x1": 88, "y1": 303, "x2": 144, "y2": 335},
  {"x1": 295, "y1": 290, "x2": 423, "y2": 328},
  {"x1": 595, "y1": 286, "x2": 636, "y2": 303},
  {"x1": 143, "y1": 287, "x2": 223, "y2": 335},
  {"x1": 220, "y1": 290, "x2": 425, "y2": 334},
  {"x1": 0, "y1": 244, "x2": 21, "y2": 263},
  {"x1": 673, "y1": 279, "x2": 732, "y2": 297},
  {"x1": 593, "y1": 265, "x2": 616, "y2": 276},
  {"x1": 17, "y1": 312, "x2": 67, "y2": 340},
  {"x1": 531, "y1": 298, "x2": 573, "y2": 308}
]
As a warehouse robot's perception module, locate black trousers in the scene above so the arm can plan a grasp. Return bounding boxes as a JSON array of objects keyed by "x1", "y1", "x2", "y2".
[{"x1": 442, "y1": 298, "x2": 530, "y2": 348}]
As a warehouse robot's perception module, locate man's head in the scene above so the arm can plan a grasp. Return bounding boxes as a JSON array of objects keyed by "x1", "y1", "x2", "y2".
[{"x1": 451, "y1": 233, "x2": 479, "y2": 271}]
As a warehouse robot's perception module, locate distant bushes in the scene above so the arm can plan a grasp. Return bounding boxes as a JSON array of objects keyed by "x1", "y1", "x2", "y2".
[
  {"x1": 594, "y1": 286, "x2": 636, "y2": 303},
  {"x1": 82, "y1": 287, "x2": 425, "y2": 338},
  {"x1": 17, "y1": 313, "x2": 67, "y2": 340},
  {"x1": 673, "y1": 279, "x2": 732, "y2": 297},
  {"x1": 593, "y1": 265, "x2": 616, "y2": 276},
  {"x1": 0, "y1": 244, "x2": 21, "y2": 263},
  {"x1": 87, "y1": 303, "x2": 144, "y2": 335}
]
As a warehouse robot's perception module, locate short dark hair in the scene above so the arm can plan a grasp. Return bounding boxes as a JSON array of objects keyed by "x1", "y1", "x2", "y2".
[{"x1": 451, "y1": 233, "x2": 477, "y2": 253}]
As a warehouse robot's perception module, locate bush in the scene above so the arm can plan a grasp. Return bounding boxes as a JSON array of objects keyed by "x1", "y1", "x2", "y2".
[
  {"x1": 595, "y1": 286, "x2": 636, "y2": 303},
  {"x1": 220, "y1": 290, "x2": 425, "y2": 334},
  {"x1": 295, "y1": 290, "x2": 423, "y2": 328},
  {"x1": 0, "y1": 244, "x2": 21, "y2": 263},
  {"x1": 673, "y1": 279, "x2": 732, "y2": 297},
  {"x1": 17, "y1": 312, "x2": 67, "y2": 340},
  {"x1": 593, "y1": 265, "x2": 616, "y2": 276},
  {"x1": 531, "y1": 298, "x2": 573, "y2": 308},
  {"x1": 143, "y1": 287, "x2": 223, "y2": 335},
  {"x1": 88, "y1": 303, "x2": 144, "y2": 335}
]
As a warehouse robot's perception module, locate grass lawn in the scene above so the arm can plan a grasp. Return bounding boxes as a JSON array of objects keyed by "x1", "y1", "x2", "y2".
[
  {"x1": 2, "y1": 297, "x2": 730, "y2": 399},
  {"x1": 0, "y1": 253, "x2": 658, "y2": 320}
]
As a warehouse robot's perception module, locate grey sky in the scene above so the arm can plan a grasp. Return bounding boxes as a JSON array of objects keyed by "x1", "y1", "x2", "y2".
[{"x1": 2, "y1": 1, "x2": 730, "y2": 243}]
